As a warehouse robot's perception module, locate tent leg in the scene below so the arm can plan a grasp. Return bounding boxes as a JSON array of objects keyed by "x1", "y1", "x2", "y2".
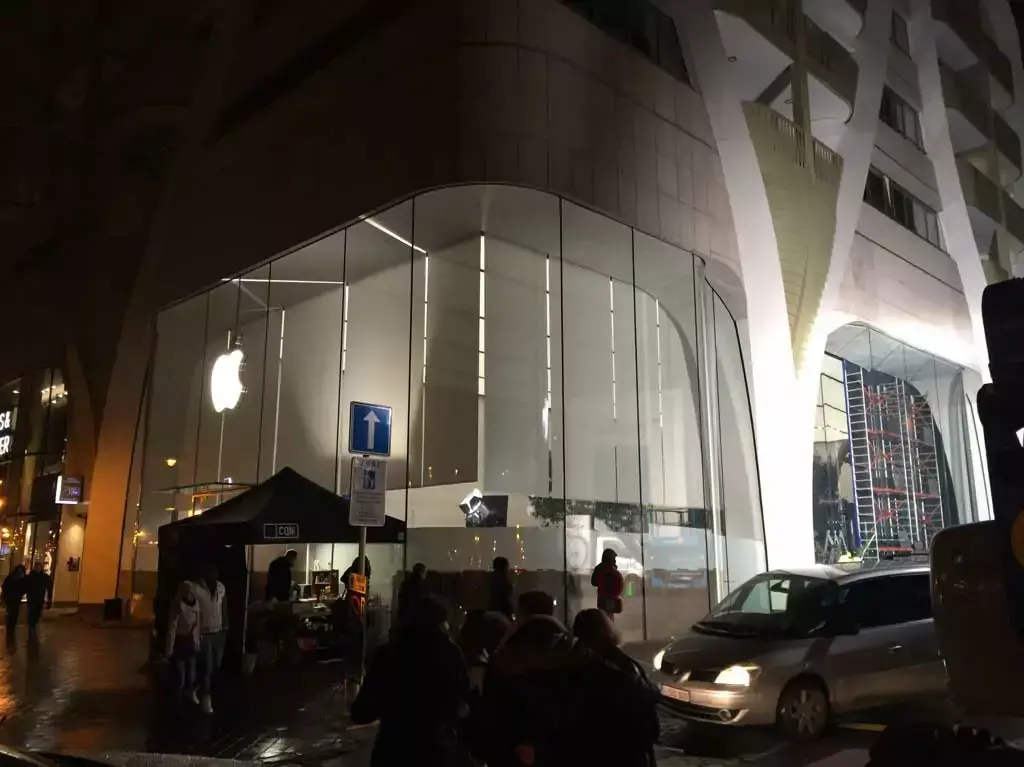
[{"x1": 242, "y1": 545, "x2": 253, "y2": 674}]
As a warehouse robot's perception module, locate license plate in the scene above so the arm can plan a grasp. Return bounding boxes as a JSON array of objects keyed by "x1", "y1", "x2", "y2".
[{"x1": 660, "y1": 685, "x2": 690, "y2": 703}]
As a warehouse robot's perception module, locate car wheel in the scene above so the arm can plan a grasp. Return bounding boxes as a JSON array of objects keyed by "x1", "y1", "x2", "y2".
[{"x1": 776, "y1": 679, "x2": 829, "y2": 740}]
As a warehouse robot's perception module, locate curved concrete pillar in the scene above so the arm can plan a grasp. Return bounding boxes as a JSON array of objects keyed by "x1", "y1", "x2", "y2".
[
  {"x1": 802, "y1": 0, "x2": 893, "y2": 445},
  {"x1": 909, "y1": 0, "x2": 991, "y2": 380},
  {"x1": 659, "y1": 0, "x2": 809, "y2": 567}
]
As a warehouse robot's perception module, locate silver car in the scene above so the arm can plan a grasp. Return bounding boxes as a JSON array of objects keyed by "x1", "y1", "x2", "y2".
[{"x1": 653, "y1": 564, "x2": 945, "y2": 739}]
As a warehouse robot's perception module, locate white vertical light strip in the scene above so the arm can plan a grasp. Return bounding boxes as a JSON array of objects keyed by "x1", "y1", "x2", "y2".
[
  {"x1": 341, "y1": 284, "x2": 350, "y2": 373},
  {"x1": 271, "y1": 309, "x2": 286, "y2": 474},
  {"x1": 544, "y1": 256, "x2": 552, "y2": 439},
  {"x1": 545, "y1": 256, "x2": 552, "y2": 399},
  {"x1": 655, "y1": 299, "x2": 664, "y2": 430},
  {"x1": 479, "y1": 234, "x2": 486, "y2": 397},
  {"x1": 609, "y1": 277, "x2": 617, "y2": 421},
  {"x1": 422, "y1": 255, "x2": 429, "y2": 385}
]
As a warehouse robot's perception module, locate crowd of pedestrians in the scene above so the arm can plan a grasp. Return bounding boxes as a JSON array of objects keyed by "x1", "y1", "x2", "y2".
[{"x1": 353, "y1": 552, "x2": 660, "y2": 767}]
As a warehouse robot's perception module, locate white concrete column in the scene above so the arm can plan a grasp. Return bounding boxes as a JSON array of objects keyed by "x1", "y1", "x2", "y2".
[{"x1": 658, "y1": 0, "x2": 810, "y2": 568}]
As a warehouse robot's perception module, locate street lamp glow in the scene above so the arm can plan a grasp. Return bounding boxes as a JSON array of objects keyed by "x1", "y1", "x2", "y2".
[{"x1": 211, "y1": 348, "x2": 245, "y2": 413}]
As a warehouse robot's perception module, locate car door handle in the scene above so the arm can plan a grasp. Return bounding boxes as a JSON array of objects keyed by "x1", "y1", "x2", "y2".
[{"x1": 887, "y1": 644, "x2": 903, "y2": 653}]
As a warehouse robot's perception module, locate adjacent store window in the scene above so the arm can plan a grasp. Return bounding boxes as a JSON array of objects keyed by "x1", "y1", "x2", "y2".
[
  {"x1": 814, "y1": 326, "x2": 976, "y2": 569},
  {"x1": 561, "y1": 0, "x2": 688, "y2": 84},
  {"x1": 131, "y1": 185, "x2": 764, "y2": 643},
  {"x1": 879, "y1": 87, "x2": 921, "y2": 147},
  {"x1": 891, "y1": 11, "x2": 910, "y2": 56},
  {"x1": 864, "y1": 168, "x2": 943, "y2": 249}
]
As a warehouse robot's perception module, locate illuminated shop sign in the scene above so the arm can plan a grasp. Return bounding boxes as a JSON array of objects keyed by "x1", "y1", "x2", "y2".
[
  {"x1": 0, "y1": 410, "x2": 13, "y2": 458},
  {"x1": 55, "y1": 475, "x2": 84, "y2": 505}
]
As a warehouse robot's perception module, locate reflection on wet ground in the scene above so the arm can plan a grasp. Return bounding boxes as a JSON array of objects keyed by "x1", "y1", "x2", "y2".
[{"x1": 0, "y1": 618, "x2": 364, "y2": 762}]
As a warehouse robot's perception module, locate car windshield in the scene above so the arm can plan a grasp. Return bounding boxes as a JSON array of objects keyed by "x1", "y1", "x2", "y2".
[{"x1": 695, "y1": 573, "x2": 838, "y2": 638}]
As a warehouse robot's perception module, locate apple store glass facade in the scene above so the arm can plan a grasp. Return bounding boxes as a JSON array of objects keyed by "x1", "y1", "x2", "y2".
[
  {"x1": 813, "y1": 325, "x2": 980, "y2": 567},
  {"x1": 126, "y1": 185, "x2": 765, "y2": 643}
]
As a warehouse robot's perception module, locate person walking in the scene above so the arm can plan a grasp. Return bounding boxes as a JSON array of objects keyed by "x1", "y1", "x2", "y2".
[
  {"x1": 396, "y1": 562, "x2": 427, "y2": 625},
  {"x1": 591, "y1": 548, "x2": 624, "y2": 619},
  {"x1": 487, "y1": 557, "x2": 514, "y2": 619},
  {"x1": 351, "y1": 594, "x2": 469, "y2": 767},
  {"x1": 165, "y1": 581, "x2": 202, "y2": 704},
  {"x1": 191, "y1": 564, "x2": 227, "y2": 714},
  {"x1": 2, "y1": 565, "x2": 25, "y2": 645},
  {"x1": 24, "y1": 561, "x2": 52, "y2": 641},
  {"x1": 265, "y1": 549, "x2": 298, "y2": 603}
]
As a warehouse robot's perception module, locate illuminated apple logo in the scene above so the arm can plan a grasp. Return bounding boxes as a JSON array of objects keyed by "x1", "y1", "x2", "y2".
[{"x1": 211, "y1": 348, "x2": 245, "y2": 413}]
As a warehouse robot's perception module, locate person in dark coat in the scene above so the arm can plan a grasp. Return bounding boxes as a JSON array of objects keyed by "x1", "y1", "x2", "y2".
[
  {"x1": 487, "y1": 556, "x2": 514, "y2": 618},
  {"x1": 341, "y1": 556, "x2": 371, "y2": 594},
  {"x1": 265, "y1": 549, "x2": 297, "y2": 603},
  {"x1": 351, "y1": 594, "x2": 469, "y2": 767},
  {"x1": 572, "y1": 609, "x2": 660, "y2": 766},
  {"x1": 396, "y1": 562, "x2": 427, "y2": 625},
  {"x1": 591, "y1": 548, "x2": 624, "y2": 618},
  {"x1": 477, "y1": 602, "x2": 660, "y2": 767},
  {"x1": 24, "y1": 562, "x2": 53, "y2": 640},
  {"x1": 2, "y1": 565, "x2": 25, "y2": 643}
]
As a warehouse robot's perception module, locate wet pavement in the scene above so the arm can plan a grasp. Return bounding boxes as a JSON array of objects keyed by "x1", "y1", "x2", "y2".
[
  {"x1": 0, "y1": 617, "x2": 1011, "y2": 767},
  {"x1": 0, "y1": 616, "x2": 369, "y2": 763}
]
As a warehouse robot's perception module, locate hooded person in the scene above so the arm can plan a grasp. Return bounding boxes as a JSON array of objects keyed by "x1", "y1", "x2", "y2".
[
  {"x1": 2, "y1": 565, "x2": 26, "y2": 641},
  {"x1": 477, "y1": 597, "x2": 660, "y2": 767},
  {"x1": 165, "y1": 581, "x2": 202, "y2": 703},
  {"x1": 591, "y1": 548, "x2": 624, "y2": 618},
  {"x1": 474, "y1": 595, "x2": 581, "y2": 767},
  {"x1": 24, "y1": 561, "x2": 53, "y2": 640},
  {"x1": 351, "y1": 594, "x2": 469, "y2": 767}
]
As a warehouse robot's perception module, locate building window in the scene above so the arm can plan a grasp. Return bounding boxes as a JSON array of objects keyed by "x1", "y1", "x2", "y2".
[
  {"x1": 863, "y1": 167, "x2": 944, "y2": 249},
  {"x1": 891, "y1": 11, "x2": 910, "y2": 56},
  {"x1": 879, "y1": 87, "x2": 922, "y2": 147},
  {"x1": 561, "y1": 0, "x2": 688, "y2": 84}
]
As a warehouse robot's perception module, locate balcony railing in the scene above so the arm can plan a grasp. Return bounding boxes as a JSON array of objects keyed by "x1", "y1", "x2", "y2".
[
  {"x1": 718, "y1": 0, "x2": 858, "y2": 106},
  {"x1": 744, "y1": 102, "x2": 843, "y2": 184},
  {"x1": 940, "y1": 63, "x2": 1021, "y2": 170},
  {"x1": 932, "y1": 0, "x2": 1012, "y2": 97},
  {"x1": 959, "y1": 159, "x2": 1024, "y2": 245}
]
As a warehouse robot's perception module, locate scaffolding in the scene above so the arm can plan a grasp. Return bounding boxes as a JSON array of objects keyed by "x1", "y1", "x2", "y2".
[{"x1": 846, "y1": 369, "x2": 944, "y2": 562}]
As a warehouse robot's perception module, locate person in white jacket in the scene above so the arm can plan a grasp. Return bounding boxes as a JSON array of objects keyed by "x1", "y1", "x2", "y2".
[
  {"x1": 190, "y1": 564, "x2": 227, "y2": 715},
  {"x1": 165, "y1": 581, "x2": 202, "y2": 704}
]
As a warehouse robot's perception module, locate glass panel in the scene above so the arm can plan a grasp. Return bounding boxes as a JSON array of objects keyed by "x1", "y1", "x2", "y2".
[
  {"x1": 194, "y1": 280, "x2": 241, "y2": 488},
  {"x1": 634, "y1": 231, "x2": 708, "y2": 642},
  {"x1": 561, "y1": 200, "x2": 644, "y2": 642},
  {"x1": 340, "y1": 204, "x2": 414, "y2": 614},
  {"x1": 134, "y1": 293, "x2": 209, "y2": 605},
  {"x1": 820, "y1": 376, "x2": 846, "y2": 411},
  {"x1": 219, "y1": 265, "x2": 270, "y2": 488},
  {"x1": 714, "y1": 294, "x2": 766, "y2": 594},
  {"x1": 405, "y1": 187, "x2": 565, "y2": 633},
  {"x1": 821, "y1": 354, "x2": 844, "y2": 382},
  {"x1": 262, "y1": 231, "x2": 345, "y2": 491}
]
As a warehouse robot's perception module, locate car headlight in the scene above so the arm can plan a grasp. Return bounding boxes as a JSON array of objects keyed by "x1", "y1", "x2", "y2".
[
  {"x1": 714, "y1": 664, "x2": 760, "y2": 687},
  {"x1": 653, "y1": 649, "x2": 665, "y2": 671}
]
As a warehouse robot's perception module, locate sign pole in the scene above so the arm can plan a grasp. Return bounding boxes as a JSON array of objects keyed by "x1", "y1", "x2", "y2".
[{"x1": 357, "y1": 457, "x2": 368, "y2": 684}]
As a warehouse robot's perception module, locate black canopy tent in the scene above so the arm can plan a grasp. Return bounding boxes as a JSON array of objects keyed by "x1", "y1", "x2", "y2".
[{"x1": 154, "y1": 467, "x2": 406, "y2": 666}]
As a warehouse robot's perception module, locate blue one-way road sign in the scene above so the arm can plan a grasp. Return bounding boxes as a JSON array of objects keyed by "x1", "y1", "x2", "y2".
[{"x1": 349, "y1": 402, "x2": 392, "y2": 457}]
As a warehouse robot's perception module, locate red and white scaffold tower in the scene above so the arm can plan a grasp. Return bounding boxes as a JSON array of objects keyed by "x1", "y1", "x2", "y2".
[{"x1": 845, "y1": 368, "x2": 944, "y2": 562}]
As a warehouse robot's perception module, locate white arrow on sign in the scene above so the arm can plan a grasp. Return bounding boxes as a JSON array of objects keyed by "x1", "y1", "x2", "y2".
[{"x1": 364, "y1": 410, "x2": 380, "y2": 448}]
